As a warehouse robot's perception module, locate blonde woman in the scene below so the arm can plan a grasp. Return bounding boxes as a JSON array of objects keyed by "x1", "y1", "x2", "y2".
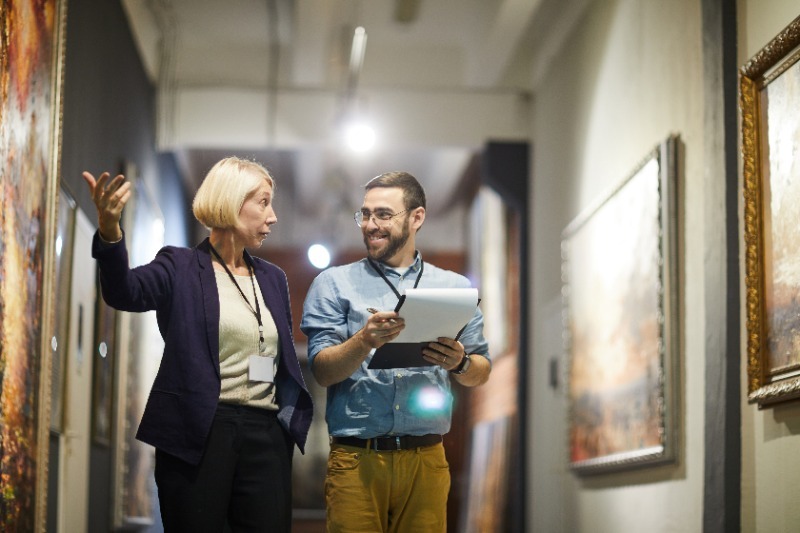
[{"x1": 83, "y1": 157, "x2": 312, "y2": 532}]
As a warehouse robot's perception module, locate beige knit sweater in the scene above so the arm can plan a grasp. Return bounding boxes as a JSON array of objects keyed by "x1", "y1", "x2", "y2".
[{"x1": 215, "y1": 270, "x2": 280, "y2": 410}]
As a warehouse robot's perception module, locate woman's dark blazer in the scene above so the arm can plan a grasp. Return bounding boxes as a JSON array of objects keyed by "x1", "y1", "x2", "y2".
[{"x1": 92, "y1": 234, "x2": 313, "y2": 465}]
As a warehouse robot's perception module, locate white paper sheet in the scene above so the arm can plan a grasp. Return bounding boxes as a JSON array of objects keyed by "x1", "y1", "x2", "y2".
[{"x1": 391, "y1": 288, "x2": 480, "y2": 343}]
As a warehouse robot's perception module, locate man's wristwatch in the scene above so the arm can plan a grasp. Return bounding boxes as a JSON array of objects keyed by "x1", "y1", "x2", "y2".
[{"x1": 450, "y1": 354, "x2": 471, "y2": 375}]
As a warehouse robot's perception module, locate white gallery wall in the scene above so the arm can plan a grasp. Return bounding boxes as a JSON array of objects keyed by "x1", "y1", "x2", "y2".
[
  {"x1": 526, "y1": 0, "x2": 800, "y2": 531},
  {"x1": 528, "y1": 0, "x2": 706, "y2": 531}
]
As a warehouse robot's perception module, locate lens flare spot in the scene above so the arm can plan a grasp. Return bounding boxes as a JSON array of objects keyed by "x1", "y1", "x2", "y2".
[{"x1": 410, "y1": 386, "x2": 447, "y2": 416}]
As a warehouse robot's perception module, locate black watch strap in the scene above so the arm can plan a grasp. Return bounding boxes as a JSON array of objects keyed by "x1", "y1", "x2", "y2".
[{"x1": 450, "y1": 354, "x2": 471, "y2": 374}]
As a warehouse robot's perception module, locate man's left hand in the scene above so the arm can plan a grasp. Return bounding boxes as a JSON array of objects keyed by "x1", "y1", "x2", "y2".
[{"x1": 422, "y1": 337, "x2": 465, "y2": 371}]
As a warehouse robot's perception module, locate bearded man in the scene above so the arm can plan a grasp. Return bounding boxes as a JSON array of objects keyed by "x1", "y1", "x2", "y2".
[{"x1": 301, "y1": 171, "x2": 491, "y2": 533}]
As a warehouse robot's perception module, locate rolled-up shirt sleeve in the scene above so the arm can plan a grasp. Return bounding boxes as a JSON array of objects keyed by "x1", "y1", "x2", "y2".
[
  {"x1": 460, "y1": 307, "x2": 490, "y2": 362},
  {"x1": 301, "y1": 271, "x2": 348, "y2": 365}
]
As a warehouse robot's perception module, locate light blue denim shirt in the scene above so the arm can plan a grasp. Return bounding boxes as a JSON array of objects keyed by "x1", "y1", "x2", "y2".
[{"x1": 301, "y1": 252, "x2": 490, "y2": 438}]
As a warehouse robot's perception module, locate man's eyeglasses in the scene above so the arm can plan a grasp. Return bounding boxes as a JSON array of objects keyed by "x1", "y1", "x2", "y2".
[{"x1": 354, "y1": 208, "x2": 410, "y2": 228}]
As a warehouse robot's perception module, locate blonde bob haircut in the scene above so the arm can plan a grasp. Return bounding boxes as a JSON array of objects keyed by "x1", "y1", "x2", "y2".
[{"x1": 192, "y1": 157, "x2": 274, "y2": 230}]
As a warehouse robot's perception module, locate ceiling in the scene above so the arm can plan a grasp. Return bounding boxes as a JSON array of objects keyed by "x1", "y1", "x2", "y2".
[{"x1": 122, "y1": 0, "x2": 590, "y2": 251}]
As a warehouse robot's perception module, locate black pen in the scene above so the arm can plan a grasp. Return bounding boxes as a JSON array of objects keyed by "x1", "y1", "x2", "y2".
[{"x1": 393, "y1": 295, "x2": 406, "y2": 313}]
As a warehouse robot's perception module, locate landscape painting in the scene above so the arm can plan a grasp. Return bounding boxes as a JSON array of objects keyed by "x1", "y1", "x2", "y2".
[{"x1": 562, "y1": 137, "x2": 679, "y2": 474}]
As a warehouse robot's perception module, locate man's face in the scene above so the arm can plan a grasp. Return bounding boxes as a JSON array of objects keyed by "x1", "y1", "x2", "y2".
[{"x1": 360, "y1": 187, "x2": 412, "y2": 263}]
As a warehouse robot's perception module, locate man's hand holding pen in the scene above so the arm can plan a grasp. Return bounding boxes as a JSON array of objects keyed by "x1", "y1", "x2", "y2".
[{"x1": 360, "y1": 308, "x2": 405, "y2": 349}]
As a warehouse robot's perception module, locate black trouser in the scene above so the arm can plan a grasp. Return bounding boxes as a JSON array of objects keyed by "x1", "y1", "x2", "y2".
[{"x1": 155, "y1": 403, "x2": 293, "y2": 533}]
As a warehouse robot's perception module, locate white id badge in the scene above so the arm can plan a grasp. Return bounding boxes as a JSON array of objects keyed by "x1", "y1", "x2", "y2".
[{"x1": 249, "y1": 355, "x2": 275, "y2": 383}]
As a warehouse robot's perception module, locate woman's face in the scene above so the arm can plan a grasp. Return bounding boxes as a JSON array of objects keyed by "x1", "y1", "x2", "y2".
[{"x1": 237, "y1": 177, "x2": 276, "y2": 248}]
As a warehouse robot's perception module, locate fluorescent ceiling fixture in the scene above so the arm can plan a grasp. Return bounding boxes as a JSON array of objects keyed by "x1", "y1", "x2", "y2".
[{"x1": 307, "y1": 243, "x2": 331, "y2": 269}]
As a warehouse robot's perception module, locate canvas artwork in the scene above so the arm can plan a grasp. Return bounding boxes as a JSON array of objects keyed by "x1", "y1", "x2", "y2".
[
  {"x1": 461, "y1": 417, "x2": 512, "y2": 532},
  {"x1": 111, "y1": 173, "x2": 165, "y2": 527},
  {"x1": 762, "y1": 64, "x2": 800, "y2": 373},
  {"x1": 291, "y1": 362, "x2": 327, "y2": 516},
  {"x1": 92, "y1": 295, "x2": 116, "y2": 446},
  {"x1": 50, "y1": 186, "x2": 76, "y2": 432},
  {"x1": 562, "y1": 137, "x2": 679, "y2": 474},
  {"x1": 0, "y1": 0, "x2": 65, "y2": 528},
  {"x1": 740, "y1": 14, "x2": 800, "y2": 406}
]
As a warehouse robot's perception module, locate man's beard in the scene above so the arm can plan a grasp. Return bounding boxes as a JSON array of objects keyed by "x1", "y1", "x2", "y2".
[{"x1": 364, "y1": 222, "x2": 411, "y2": 263}]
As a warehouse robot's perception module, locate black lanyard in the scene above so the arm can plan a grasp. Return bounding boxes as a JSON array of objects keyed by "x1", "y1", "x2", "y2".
[
  {"x1": 209, "y1": 244, "x2": 264, "y2": 345},
  {"x1": 367, "y1": 257, "x2": 424, "y2": 301}
]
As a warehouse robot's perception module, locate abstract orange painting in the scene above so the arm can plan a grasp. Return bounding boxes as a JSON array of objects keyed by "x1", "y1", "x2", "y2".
[{"x1": 0, "y1": 0, "x2": 65, "y2": 528}]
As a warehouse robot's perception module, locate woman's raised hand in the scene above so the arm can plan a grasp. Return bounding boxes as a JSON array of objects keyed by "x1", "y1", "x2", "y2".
[{"x1": 82, "y1": 171, "x2": 132, "y2": 242}]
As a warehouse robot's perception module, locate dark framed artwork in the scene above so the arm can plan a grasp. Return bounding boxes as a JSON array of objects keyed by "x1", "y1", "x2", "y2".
[
  {"x1": 0, "y1": 0, "x2": 67, "y2": 529},
  {"x1": 462, "y1": 185, "x2": 521, "y2": 508},
  {"x1": 111, "y1": 166, "x2": 165, "y2": 528},
  {"x1": 740, "y1": 15, "x2": 800, "y2": 407},
  {"x1": 291, "y1": 361, "x2": 328, "y2": 519},
  {"x1": 467, "y1": 187, "x2": 510, "y2": 355},
  {"x1": 50, "y1": 186, "x2": 77, "y2": 433},
  {"x1": 461, "y1": 416, "x2": 513, "y2": 532},
  {"x1": 562, "y1": 136, "x2": 680, "y2": 474},
  {"x1": 91, "y1": 289, "x2": 117, "y2": 446}
]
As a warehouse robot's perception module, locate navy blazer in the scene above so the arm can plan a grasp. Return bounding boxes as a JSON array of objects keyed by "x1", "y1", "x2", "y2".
[{"x1": 92, "y1": 234, "x2": 313, "y2": 465}]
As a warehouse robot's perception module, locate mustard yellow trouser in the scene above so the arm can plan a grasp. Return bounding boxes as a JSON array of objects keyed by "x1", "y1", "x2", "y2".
[{"x1": 325, "y1": 442, "x2": 450, "y2": 533}]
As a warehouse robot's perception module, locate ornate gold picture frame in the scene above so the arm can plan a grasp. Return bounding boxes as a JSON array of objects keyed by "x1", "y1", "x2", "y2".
[{"x1": 740, "y1": 15, "x2": 800, "y2": 407}]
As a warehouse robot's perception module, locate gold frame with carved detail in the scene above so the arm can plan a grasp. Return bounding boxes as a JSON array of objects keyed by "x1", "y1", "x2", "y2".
[{"x1": 741, "y1": 15, "x2": 800, "y2": 407}]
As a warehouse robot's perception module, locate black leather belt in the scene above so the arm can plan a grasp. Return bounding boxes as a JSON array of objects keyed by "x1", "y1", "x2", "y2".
[{"x1": 331, "y1": 434, "x2": 442, "y2": 451}]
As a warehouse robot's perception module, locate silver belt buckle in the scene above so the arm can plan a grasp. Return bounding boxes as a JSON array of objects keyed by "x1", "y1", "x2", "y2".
[{"x1": 396, "y1": 436, "x2": 402, "y2": 450}]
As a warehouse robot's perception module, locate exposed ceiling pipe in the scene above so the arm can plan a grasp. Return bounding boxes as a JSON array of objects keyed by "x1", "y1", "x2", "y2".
[
  {"x1": 148, "y1": 0, "x2": 177, "y2": 149},
  {"x1": 345, "y1": 26, "x2": 367, "y2": 101},
  {"x1": 265, "y1": 0, "x2": 281, "y2": 146}
]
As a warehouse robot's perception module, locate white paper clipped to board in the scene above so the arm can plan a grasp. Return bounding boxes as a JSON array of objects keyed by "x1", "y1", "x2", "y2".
[{"x1": 391, "y1": 288, "x2": 479, "y2": 343}]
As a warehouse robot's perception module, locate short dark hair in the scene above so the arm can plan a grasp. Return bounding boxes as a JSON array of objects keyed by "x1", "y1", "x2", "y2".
[{"x1": 364, "y1": 171, "x2": 426, "y2": 210}]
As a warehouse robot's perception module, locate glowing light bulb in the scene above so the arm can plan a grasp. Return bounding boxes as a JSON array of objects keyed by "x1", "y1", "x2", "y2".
[
  {"x1": 308, "y1": 244, "x2": 331, "y2": 269},
  {"x1": 345, "y1": 122, "x2": 376, "y2": 152}
]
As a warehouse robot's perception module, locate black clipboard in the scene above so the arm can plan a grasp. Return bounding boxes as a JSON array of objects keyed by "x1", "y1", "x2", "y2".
[
  {"x1": 366, "y1": 297, "x2": 476, "y2": 369},
  {"x1": 368, "y1": 342, "x2": 434, "y2": 369}
]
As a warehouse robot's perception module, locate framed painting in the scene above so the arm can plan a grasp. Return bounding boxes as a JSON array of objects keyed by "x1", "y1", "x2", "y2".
[
  {"x1": 111, "y1": 166, "x2": 165, "y2": 528},
  {"x1": 291, "y1": 361, "x2": 328, "y2": 520},
  {"x1": 467, "y1": 186, "x2": 509, "y2": 356},
  {"x1": 740, "y1": 15, "x2": 800, "y2": 407},
  {"x1": 461, "y1": 416, "x2": 513, "y2": 532},
  {"x1": 50, "y1": 185, "x2": 77, "y2": 433},
  {"x1": 91, "y1": 290, "x2": 116, "y2": 446},
  {"x1": 0, "y1": 0, "x2": 67, "y2": 529},
  {"x1": 562, "y1": 136, "x2": 680, "y2": 474}
]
